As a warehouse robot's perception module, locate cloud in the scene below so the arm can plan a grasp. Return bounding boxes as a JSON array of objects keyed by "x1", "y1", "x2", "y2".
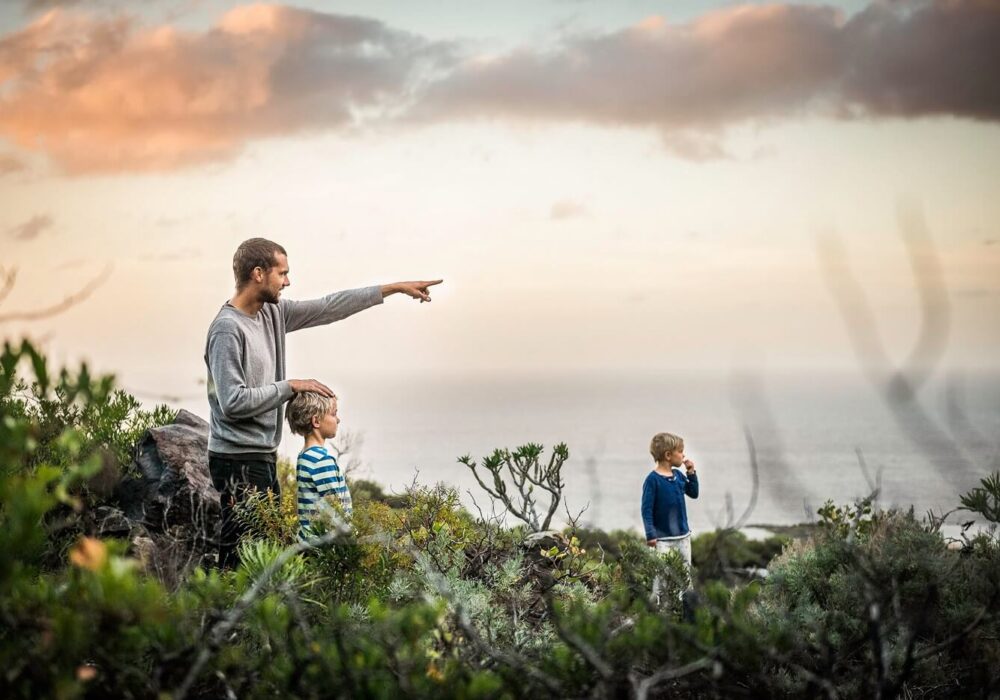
[
  {"x1": 22, "y1": 0, "x2": 85, "y2": 7},
  {"x1": 418, "y1": 0, "x2": 1000, "y2": 149},
  {"x1": 6, "y1": 214, "x2": 54, "y2": 240},
  {"x1": 549, "y1": 199, "x2": 588, "y2": 220},
  {"x1": 0, "y1": 152, "x2": 27, "y2": 176},
  {"x1": 0, "y1": 4, "x2": 452, "y2": 173},
  {"x1": 1, "y1": 1, "x2": 996, "y2": 172}
]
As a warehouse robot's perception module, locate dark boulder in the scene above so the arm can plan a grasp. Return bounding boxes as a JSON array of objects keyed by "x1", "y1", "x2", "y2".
[
  {"x1": 118, "y1": 409, "x2": 218, "y2": 546},
  {"x1": 85, "y1": 505, "x2": 133, "y2": 538}
]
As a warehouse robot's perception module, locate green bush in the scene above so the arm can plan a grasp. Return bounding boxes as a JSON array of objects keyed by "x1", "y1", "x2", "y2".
[
  {"x1": 691, "y1": 529, "x2": 788, "y2": 583},
  {"x1": 3, "y1": 339, "x2": 1000, "y2": 698}
]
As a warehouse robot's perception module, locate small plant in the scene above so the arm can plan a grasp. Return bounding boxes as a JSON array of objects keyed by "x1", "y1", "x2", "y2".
[
  {"x1": 960, "y1": 471, "x2": 1000, "y2": 524},
  {"x1": 459, "y1": 442, "x2": 569, "y2": 532},
  {"x1": 817, "y1": 493, "x2": 881, "y2": 541},
  {"x1": 234, "y1": 482, "x2": 299, "y2": 546},
  {"x1": 236, "y1": 538, "x2": 308, "y2": 589}
]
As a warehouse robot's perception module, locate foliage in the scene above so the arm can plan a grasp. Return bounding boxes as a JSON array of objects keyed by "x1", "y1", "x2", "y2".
[
  {"x1": 961, "y1": 471, "x2": 1000, "y2": 524},
  {"x1": 691, "y1": 529, "x2": 788, "y2": 584},
  {"x1": 816, "y1": 493, "x2": 882, "y2": 541},
  {"x1": 1, "y1": 346, "x2": 175, "y2": 477},
  {"x1": 460, "y1": 442, "x2": 568, "y2": 531},
  {"x1": 2, "y1": 340, "x2": 999, "y2": 698},
  {"x1": 235, "y1": 481, "x2": 299, "y2": 546}
]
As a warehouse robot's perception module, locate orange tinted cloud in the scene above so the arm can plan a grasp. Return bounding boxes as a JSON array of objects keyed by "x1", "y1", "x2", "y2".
[
  {"x1": 0, "y1": 152, "x2": 27, "y2": 176},
  {"x1": 0, "y1": 4, "x2": 451, "y2": 173},
  {"x1": 2, "y1": 2, "x2": 997, "y2": 172},
  {"x1": 6, "y1": 214, "x2": 54, "y2": 240},
  {"x1": 419, "y1": 0, "x2": 1000, "y2": 153}
]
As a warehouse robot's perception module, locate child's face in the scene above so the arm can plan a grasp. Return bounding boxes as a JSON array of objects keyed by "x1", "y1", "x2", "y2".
[
  {"x1": 666, "y1": 444, "x2": 685, "y2": 467},
  {"x1": 313, "y1": 399, "x2": 340, "y2": 439}
]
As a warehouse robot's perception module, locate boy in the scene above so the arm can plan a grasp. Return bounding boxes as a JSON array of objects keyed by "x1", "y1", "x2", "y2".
[
  {"x1": 641, "y1": 432, "x2": 699, "y2": 583},
  {"x1": 286, "y1": 391, "x2": 352, "y2": 541}
]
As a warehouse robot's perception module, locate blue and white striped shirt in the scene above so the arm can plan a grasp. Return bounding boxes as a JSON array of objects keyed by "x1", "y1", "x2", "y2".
[{"x1": 296, "y1": 446, "x2": 352, "y2": 541}]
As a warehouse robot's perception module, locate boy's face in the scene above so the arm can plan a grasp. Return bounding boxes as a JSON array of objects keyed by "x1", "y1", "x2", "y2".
[
  {"x1": 312, "y1": 399, "x2": 339, "y2": 439},
  {"x1": 666, "y1": 444, "x2": 685, "y2": 467}
]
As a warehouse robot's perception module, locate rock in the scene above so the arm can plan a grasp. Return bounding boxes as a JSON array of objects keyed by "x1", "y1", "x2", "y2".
[
  {"x1": 130, "y1": 528, "x2": 215, "y2": 590},
  {"x1": 522, "y1": 530, "x2": 567, "y2": 554},
  {"x1": 521, "y1": 530, "x2": 569, "y2": 582},
  {"x1": 130, "y1": 536, "x2": 157, "y2": 571},
  {"x1": 86, "y1": 505, "x2": 132, "y2": 538},
  {"x1": 118, "y1": 409, "x2": 218, "y2": 545}
]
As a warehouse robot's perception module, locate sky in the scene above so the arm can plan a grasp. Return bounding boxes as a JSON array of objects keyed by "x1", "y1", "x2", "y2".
[{"x1": 1, "y1": 0, "x2": 999, "y2": 411}]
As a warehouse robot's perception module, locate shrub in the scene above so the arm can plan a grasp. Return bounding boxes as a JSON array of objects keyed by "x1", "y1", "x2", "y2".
[
  {"x1": 691, "y1": 529, "x2": 788, "y2": 584},
  {"x1": 3, "y1": 340, "x2": 1000, "y2": 698}
]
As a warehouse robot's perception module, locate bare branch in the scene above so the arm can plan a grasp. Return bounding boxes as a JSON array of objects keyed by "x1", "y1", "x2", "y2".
[
  {"x1": 632, "y1": 657, "x2": 714, "y2": 700},
  {"x1": 818, "y1": 204, "x2": 979, "y2": 491},
  {"x1": 730, "y1": 425, "x2": 761, "y2": 530},
  {"x1": 460, "y1": 443, "x2": 569, "y2": 532},
  {"x1": 0, "y1": 267, "x2": 17, "y2": 306},
  {"x1": 0, "y1": 264, "x2": 113, "y2": 323}
]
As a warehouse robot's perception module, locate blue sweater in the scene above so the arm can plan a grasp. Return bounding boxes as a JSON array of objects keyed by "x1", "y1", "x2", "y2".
[{"x1": 641, "y1": 468, "x2": 699, "y2": 540}]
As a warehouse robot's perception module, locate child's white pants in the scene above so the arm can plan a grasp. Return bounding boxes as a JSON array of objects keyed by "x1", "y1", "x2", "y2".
[{"x1": 652, "y1": 533, "x2": 692, "y2": 603}]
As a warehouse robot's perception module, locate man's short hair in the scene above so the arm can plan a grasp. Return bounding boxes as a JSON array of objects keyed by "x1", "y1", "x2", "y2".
[
  {"x1": 650, "y1": 432, "x2": 684, "y2": 462},
  {"x1": 233, "y1": 238, "x2": 287, "y2": 289},
  {"x1": 286, "y1": 392, "x2": 335, "y2": 436}
]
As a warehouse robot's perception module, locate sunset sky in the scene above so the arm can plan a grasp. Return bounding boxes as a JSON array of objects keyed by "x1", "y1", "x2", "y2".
[{"x1": 2, "y1": 0, "x2": 999, "y2": 408}]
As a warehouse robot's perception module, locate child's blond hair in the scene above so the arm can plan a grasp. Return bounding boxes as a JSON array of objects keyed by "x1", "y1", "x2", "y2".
[
  {"x1": 649, "y1": 432, "x2": 684, "y2": 462},
  {"x1": 286, "y1": 392, "x2": 336, "y2": 436}
]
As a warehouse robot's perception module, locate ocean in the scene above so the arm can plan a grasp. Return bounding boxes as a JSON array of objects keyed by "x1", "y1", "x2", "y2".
[{"x1": 279, "y1": 369, "x2": 1000, "y2": 538}]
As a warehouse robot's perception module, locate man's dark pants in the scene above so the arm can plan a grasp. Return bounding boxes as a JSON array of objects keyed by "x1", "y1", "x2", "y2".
[{"x1": 208, "y1": 455, "x2": 279, "y2": 570}]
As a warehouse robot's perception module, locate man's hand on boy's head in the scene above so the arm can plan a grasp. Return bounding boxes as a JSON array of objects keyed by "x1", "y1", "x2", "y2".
[{"x1": 289, "y1": 379, "x2": 335, "y2": 397}]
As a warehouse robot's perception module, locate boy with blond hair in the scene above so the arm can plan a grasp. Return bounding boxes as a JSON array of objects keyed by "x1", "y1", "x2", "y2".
[
  {"x1": 286, "y1": 391, "x2": 352, "y2": 541},
  {"x1": 641, "y1": 432, "x2": 699, "y2": 594}
]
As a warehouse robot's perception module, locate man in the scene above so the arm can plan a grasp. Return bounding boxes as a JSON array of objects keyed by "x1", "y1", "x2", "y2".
[{"x1": 205, "y1": 237, "x2": 441, "y2": 568}]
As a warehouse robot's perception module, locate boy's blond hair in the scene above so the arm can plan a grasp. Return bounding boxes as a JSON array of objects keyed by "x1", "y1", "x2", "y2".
[
  {"x1": 650, "y1": 432, "x2": 684, "y2": 462},
  {"x1": 286, "y1": 391, "x2": 336, "y2": 436}
]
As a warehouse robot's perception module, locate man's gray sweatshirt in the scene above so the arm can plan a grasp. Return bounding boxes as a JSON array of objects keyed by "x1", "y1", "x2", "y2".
[{"x1": 204, "y1": 286, "x2": 383, "y2": 456}]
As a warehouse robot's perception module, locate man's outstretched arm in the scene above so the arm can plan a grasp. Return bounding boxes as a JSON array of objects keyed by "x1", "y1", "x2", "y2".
[
  {"x1": 380, "y1": 280, "x2": 443, "y2": 302},
  {"x1": 283, "y1": 280, "x2": 443, "y2": 333}
]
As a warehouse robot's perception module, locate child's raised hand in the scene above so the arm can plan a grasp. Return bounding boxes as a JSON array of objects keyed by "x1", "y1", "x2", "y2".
[{"x1": 684, "y1": 459, "x2": 696, "y2": 474}]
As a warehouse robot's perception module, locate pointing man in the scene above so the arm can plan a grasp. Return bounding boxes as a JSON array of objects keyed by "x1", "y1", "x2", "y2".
[{"x1": 205, "y1": 237, "x2": 441, "y2": 568}]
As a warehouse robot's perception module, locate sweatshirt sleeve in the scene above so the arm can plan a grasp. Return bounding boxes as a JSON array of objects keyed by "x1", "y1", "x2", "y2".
[
  {"x1": 281, "y1": 286, "x2": 384, "y2": 333},
  {"x1": 685, "y1": 472, "x2": 699, "y2": 499},
  {"x1": 207, "y1": 330, "x2": 294, "y2": 419},
  {"x1": 641, "y1": 475, "x2": 656, "y2": 541}
]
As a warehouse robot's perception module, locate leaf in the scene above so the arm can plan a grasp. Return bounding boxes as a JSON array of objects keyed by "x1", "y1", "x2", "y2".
[{"x1": 69, "y1": 537, "x2": 108, "y2": 571}]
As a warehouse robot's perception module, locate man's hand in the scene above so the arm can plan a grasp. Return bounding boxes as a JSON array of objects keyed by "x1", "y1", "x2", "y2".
[
  {"x1": 288, "y1": 379, "x2": 335, "y2": 398},
  {"x1": 684, "y1": 459, "x2": 696, "y2": 475},
  {"x1": 381, "y1": 280, "x2": 443, "y2": 303}
]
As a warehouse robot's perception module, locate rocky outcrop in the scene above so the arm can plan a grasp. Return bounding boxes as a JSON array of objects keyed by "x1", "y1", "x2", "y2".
[
  {"x1": 116, "y1": 409, "x2": 219, "y2": 576},
  {"x1": 119, "y1": 409, "x2": 218, "y2": 533}
]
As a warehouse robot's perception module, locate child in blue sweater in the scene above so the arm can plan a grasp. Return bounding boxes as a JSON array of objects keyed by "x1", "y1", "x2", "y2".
[{"x1": 641, "y1": 432, "x2": 699, "y2": 576}]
